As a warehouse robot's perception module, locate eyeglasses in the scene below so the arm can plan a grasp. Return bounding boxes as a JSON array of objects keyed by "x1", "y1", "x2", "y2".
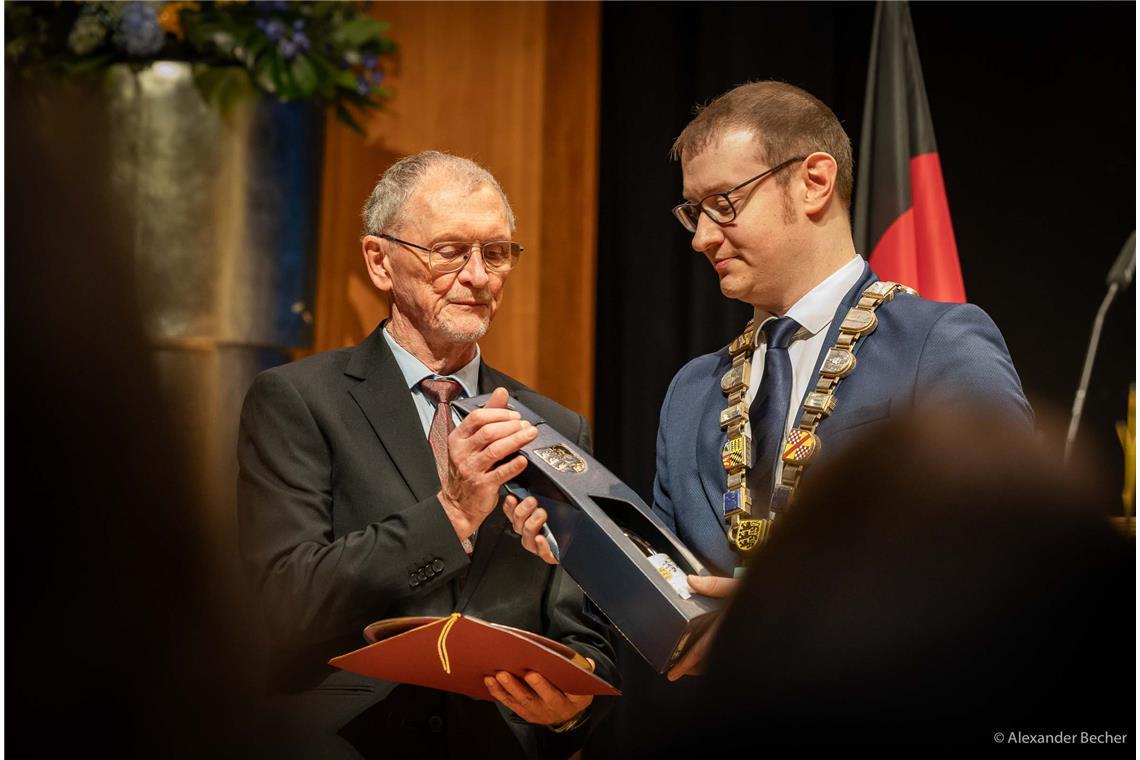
[
  {"x1": 379, "y1": 234, "x2": 524, "y2": 274},
  {"x1": 671, "y1": 156, "x2": 806, "y2": 233}
]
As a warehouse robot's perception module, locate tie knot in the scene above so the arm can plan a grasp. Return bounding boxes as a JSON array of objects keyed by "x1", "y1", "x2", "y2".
[
  {"x1": 419, "y1": 377, "x2": 463, "y2": 404},
  {"x1": 762, "y1": 316, "x2": 801, "y2": 350}
]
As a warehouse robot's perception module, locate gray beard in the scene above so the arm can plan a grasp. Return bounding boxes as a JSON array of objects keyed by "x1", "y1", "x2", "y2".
[{"x1": 437, "y1": 313, "x2": 490, "y2": 344}]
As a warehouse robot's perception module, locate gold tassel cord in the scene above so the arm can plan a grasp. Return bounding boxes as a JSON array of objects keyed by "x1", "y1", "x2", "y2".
[{"x1": 436, "y1": 613, "x2": 462, "y2": 674}]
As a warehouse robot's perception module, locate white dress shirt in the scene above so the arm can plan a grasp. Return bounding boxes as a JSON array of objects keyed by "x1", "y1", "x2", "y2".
[{"x1": 746, "y1": 255, "x2": 866, "y2": 482}]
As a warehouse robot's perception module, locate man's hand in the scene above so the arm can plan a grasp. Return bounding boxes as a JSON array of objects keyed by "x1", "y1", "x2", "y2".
[
  {"x1": 503, "y1": 494, "x2": 558, "y2": 564},
  {"x1": 439, "y1": 387, "x2": 538, "y2": 541},
  {"x1": 483, "y1": 660, "x2": 595, "y2": 727},
  {"x1": 666, "y1": 574, "x2": 738, "y2": 681}
]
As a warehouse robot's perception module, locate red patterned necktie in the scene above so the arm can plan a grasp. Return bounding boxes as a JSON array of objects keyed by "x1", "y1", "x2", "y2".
[
  {"x1": 419, "y1": 378, "x2": 462, "y2": 487},
  {"x1": 419, "y1": 378, "x2": 475, "y2": 553}
]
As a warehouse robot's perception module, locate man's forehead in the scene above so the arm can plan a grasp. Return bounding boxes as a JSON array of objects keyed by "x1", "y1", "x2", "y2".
[
  {"x1": 412, "y1": 167, "x2": 484, "y2": 203},
  {"x1": 681, "y1": 128, "x2": 765, "y2": 197},
  {"x1": 406, "y1": 177, "x2": 508, "y2": 233}
]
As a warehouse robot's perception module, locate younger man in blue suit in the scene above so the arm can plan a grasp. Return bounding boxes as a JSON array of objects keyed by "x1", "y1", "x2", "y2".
[{"x1": 508, "y1": 81, "x2": 1031, "y2": 678}]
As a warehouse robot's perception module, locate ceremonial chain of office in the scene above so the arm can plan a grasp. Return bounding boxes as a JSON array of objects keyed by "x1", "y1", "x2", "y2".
[{"x1": 719, "y1": 280, "x2": 917, "y2": 556}]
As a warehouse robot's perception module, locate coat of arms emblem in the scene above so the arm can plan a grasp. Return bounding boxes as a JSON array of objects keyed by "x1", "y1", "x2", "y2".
[{"x1": 533, "y1": 445, "x2": 587, "y2": 474}]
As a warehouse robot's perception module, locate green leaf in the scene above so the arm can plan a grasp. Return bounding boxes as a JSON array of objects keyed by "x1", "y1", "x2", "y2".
[
  {"x1": 269, "y1": 52, "x2": 289, "y2": 97},
  {"x1": 334, "y1": 16, "x2": 385, "y2": 47},
  {"x1": 335, "y1": 101, "x2": 366, "y2": 136},
  {"x1": 334, "y1": 70, "x2": 358, "y2": 90},
  {"x1": 303, "y1": 54, "x2": 339, "y2": 99},
  {"x1": 242, "y1": 36, "x2": 267, "y2": 67},
  {"x1": 192, "y1": 65, "x2": 253, "y2": 114},
  {"x1": 253, "y1": 52, "x2": 277, "y2": 94},
  {"x1": 289, "y1": 54, "x2": 318, "y2": 97}
]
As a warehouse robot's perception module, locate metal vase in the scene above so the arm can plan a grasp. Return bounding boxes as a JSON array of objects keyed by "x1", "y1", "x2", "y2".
[{"x1": 101, "y1": 61, "x2": 324, "y2": 570}]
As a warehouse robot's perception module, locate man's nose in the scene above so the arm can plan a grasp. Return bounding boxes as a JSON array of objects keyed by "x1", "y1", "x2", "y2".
[
  {"x1": 690, "y1": 212, "x2": 724, "y2": 254},
  {"x1": 457, "y1": 245, "x2": 491, "y2": 287}
]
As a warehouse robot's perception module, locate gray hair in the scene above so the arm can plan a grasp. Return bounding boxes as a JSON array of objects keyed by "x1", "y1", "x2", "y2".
[{"x1": 361, "y1": 150, "x2": 516, "y2": 237}]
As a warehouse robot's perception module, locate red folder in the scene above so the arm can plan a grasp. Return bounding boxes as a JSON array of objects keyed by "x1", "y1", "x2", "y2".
[{"x1": 329, "y1": 613, "x2": 622, "y2": 701}]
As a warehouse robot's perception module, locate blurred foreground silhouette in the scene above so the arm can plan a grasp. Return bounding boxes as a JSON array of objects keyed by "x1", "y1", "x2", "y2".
[
  {"x1": 639, "y1": 407, "x2": 1134, "y2": 752},
  {"x1": 7, "y1": 78, "x2": 263, "y2": 756}
]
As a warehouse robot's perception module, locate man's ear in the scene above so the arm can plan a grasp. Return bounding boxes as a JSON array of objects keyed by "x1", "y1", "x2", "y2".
[
  {"x1": 362, "y1": 235, "x2": 393, "y2": 293},
  {"x1": 801, "y1": 152, "x2": 839, "y2": 216}
]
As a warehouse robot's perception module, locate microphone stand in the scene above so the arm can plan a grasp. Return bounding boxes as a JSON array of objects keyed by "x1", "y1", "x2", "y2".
[{"x1": 1064, "y1": 231, "x2": 1136, "y2": 465}]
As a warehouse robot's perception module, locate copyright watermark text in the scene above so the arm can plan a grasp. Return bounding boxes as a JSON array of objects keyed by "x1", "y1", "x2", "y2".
[{"x1": 994, "y1": 731, "x2": 1129, "y2": 745}]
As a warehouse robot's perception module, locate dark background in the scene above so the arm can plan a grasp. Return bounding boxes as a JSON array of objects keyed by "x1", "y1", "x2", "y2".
[{"x1": 594, "y1": 1, "x2": 1136, "y2": 507}]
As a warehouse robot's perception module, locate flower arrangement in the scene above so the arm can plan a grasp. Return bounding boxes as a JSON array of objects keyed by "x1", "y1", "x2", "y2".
[{"x1": 6, "y1": 1, "x2": 397, "y2": 132}]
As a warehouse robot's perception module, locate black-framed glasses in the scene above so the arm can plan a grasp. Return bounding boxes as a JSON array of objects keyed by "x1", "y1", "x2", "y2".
[
  {"x1": 380, "y1": 234, "x2": 524, "y2": 274},
  {"x1": 671, "y1": 156, "x2": 806, "y2": 233}
]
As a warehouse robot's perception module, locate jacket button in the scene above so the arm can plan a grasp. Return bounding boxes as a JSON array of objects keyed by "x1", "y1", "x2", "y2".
[
  {"x1": 427, "y1": 715, "x2": 444, "y2": 733},
  {"x1": 431, "y1": 559, "x2": 444, "y2": 573},
  {"x1": 409, "y1": 575, "x2": 420, "y2": 588}
]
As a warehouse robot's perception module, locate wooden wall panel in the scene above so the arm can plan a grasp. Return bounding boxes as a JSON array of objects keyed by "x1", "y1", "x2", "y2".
[
  {"x1": 538, "y1": 2, "x2": 600, "y2": 420},
  {"x1": 313, "y1": 1, "x2": 599, "y2": 420}
]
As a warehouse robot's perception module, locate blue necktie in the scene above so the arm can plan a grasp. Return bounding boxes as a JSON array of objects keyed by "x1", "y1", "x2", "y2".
[{"x1": 748, "y1": 316, "x2": 801, "y2": 509}]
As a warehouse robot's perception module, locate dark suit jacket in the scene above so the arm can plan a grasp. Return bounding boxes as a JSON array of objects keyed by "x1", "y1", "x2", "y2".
[
  {"x1": 652, "y1": 263, "x2": 1034, "y2": 575},
  {"x1": 237, "y1": 322, "x2": 616, "y2": 759}
]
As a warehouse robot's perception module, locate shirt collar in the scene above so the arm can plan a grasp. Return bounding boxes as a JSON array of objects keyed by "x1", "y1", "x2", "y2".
[
  {"x1": 753, "y1": 255, "x2": 866, "y2": 343},
  {"x1": 382, "y1": 325, "x2": 481, "y2": 397}
]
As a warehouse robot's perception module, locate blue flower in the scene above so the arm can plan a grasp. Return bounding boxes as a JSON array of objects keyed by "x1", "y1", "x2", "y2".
[
  {"x1": 279, "y1": 38, "x2": 297, "y2": 59},
  {"x1": 362, "y1": 54, "x2": 378, "y2": 70},
  {"x1": 112, "y1": 2, "x2": 165, "y2": 57},
  {"x1": 293, "y1": 18, "x2": 305, "y2": 31},
  {"x1": 263, "y1": 18, "x2": 286, "y2": 41},
  {"x1": 293, "y1": 31, "x2": 310, "y2": 51},
  {"x1": 356, "y1": 76, "x2": 371, "y2": 96}
]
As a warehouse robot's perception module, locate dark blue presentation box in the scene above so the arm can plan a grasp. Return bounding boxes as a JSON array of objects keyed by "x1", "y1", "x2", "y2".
[{"x1": 454, "y1": 394, "x2": 719, "y2": 673}]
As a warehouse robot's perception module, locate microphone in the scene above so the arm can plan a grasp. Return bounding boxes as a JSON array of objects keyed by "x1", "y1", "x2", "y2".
[
  {"x1": 1106, "y1": 231, "x2": 1136, "y2": 288},
  {"x1": 1065, "y1": 231, "x2": 1136, "y2": 464}
]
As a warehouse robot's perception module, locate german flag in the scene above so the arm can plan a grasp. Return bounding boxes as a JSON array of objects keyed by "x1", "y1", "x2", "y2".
[{"x1": 853, "y1": 2, "x2": 966, "y2": 303}]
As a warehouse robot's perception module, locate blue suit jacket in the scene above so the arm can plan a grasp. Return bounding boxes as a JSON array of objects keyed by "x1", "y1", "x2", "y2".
[{"x1": 652, "y1": 263, "x2": 1033, "y2": 575}]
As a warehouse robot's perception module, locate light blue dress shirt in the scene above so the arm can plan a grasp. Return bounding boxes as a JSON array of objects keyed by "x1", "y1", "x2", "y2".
[{"x1": 381, "y1": 326, "x2": 481, "y2": 435}]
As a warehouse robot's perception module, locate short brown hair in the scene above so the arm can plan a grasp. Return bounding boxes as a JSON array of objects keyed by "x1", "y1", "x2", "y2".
[{"x1": 671, "y1": 81, "x2": 853, "y2": 207}]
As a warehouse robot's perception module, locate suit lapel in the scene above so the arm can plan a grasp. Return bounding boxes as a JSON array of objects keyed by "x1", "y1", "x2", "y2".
[
  {"x1": 696, "y1": 351, "x2": 734, "y2": 527},
  {"x1": 346, "y1": 328, "x2": 523, "y2": 608},
  {"x1": 476, "y1": 361, "x2": 518, "y2": 399},
  {"x1": 801, "y1": 261, "x2": 878, "y2": 410},
  {"x1": 452, "y1": 360, "x2": 515, "y2": 609},
  {"x1": 345, "y1": 323, "x2": 440, "y2": 503},
  {"x1": 455, "y1": 507, "x2": 508, "y2": 611}
]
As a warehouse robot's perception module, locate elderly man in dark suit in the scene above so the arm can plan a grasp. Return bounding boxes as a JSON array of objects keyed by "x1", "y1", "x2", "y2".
[{"x1": 238, "y1": 150, "x2": 614, "y2": 759}]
